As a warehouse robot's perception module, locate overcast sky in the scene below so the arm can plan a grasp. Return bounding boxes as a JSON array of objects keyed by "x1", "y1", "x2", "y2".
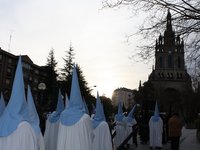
[{"x1": 0, "y1": 0, "x2": 152, "y2": 98}]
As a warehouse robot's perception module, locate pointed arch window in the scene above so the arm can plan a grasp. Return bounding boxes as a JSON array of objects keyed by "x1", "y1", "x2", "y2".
[
  {"x1": 168, "y1": 54, "x2": 173, "y2": 68},
  {"x1": 178, "y1": 56, "x2": 181, "y2": 68},
  {"x1": 159, "y1": 56, "x2": 163, "y2": 68}
]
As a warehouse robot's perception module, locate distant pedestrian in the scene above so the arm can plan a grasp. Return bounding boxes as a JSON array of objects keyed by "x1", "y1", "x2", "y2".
[
  {"x1": 168, "y1": 112, "x2": 183, "y2": 150},
  {"x1": 149, "y1": 101, "x2": 163, "y2": 149}
]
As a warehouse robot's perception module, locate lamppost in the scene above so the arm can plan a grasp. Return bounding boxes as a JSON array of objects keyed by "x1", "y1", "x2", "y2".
[
  {"x1": 38, "y1": 82, "x2": 46, "y2": 105},
  {"x1": 37, "y1": 82, "x2": 46, "y2": 134}
]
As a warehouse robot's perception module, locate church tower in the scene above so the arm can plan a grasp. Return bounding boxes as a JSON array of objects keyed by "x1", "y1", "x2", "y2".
[{"x1": 149, "y1": 11, "x2": 192, "y2": 114}]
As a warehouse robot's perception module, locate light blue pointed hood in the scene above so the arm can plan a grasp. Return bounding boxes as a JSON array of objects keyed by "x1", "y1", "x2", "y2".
[
  {"x1": 127, "y1": 105, "x2": 136, "y2": 123},
  {"x1": 115, "y1": 101, "x2": 125, "y2": 122},
  {"x1": 60, "y1": 64, "x2": 84, "y2": 126},
  {"x1": 100, "y1": 99, "x2": 106, "y2": 121},
  {"x1": 48, "y1": 89, "x2": 64, "y2": 123},
  {"x1": 65, "y1": 93, "x2": 69, "y2": 108},
  {"x1": 83, "y1": 97, "x2": 89, "y2": 115},
  {"x1": 0, "y1": 92, "x2": 6, "y2": 116},
  {"x1": 27, "y1": 85, "x2": 41, "y2": 134},
  {"x1": 92, "y1": 92, "x2": 105, "y2": 128},
  {"x1": 152, "y1": 101, "x2": 160, "y2": 122},
  {"x1": 0, "y1": 56, "x2": 29, "y2": 137}
]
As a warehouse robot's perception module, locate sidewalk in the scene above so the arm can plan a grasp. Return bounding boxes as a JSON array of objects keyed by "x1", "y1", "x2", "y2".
[{"x1": 128, "y1": 127, "x2": 200, "y2": 150}]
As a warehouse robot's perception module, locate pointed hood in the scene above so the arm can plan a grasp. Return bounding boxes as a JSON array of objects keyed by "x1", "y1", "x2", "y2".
[
  {"x1": 65, "y1": 93, "x2": 69, "y2": 108},
  {"x1": 48, "y1": 89, "x2": 64, "y2": 123},
  {"x1": 83, "y1": 97, "x2": 89, "y2": 115},
  {"x1": 0, "y1": 92, "x2": 6, "y2": 116},
  {"x1": 60, "y1": 64, "x2": 85, "y2": 126},
  {"x1": 100, "y1": 100, "x2": 106, "y2": 121},
  {"x1": 0, "y1": 56, "x2": 29, "y2": 137},
  {"x1": 115, "y1": 101, "x2": 124, "y2": 122},
  {"x1": 27, "y1": 85, "x2": 41, "y2": 134},
  {"x1": 152, "y1": 101, "x2": 160, "y2": 122},
  {"x1": 92, "y1": 92, "x2": 105, "y2": 128},
  {"x1": 127, "y1": 105, "x2": 136, "y2": 123}
]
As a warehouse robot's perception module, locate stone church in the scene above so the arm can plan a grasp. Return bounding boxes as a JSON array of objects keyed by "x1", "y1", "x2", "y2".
[{"x1": 148, "y1": 11, "x2": 193, "y2": 116}]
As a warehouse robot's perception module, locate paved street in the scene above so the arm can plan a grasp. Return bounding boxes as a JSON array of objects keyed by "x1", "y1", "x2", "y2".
[{"x1": 127, "y1": 127, "x2": 200, "y2": 150}]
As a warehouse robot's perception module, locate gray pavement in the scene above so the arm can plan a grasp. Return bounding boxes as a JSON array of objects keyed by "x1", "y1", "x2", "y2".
[{"x1": 127, "y1": 127, "x2": 200, "y2": 150}]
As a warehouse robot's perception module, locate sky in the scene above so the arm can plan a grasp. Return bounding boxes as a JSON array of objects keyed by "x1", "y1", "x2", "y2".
[{"x1": 0, "y1": 0, "x2": 152, "y2": 98}]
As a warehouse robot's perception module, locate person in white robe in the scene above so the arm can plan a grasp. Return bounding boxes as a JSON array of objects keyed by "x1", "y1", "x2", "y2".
[
  {"x1": 124, "y1": 105, "x2": 137, "y2": 146},
  {"x1": 27, "y1": 85, "x2": 45, "y2": 150},
  {"x1": 0, "y1": 92, "x2": 5, "y2": 116},
  {"x1": 0, "y1": 56, "x2": 38, "y2": 150},
  {"x1": 113, "y1": 101, "x2": 126, "y2": 148},
  {"x1": 44, "y1": 89, "x2": 64, "y2": 150},
  {"x1": 92, "y1": 92, "x2": 112, "y2": 150},
  {"x1": 149, "y1": 101, "x2": 163, "y2": 149},
  {"x1": 57, "y1": 64, "x2": 93, "y2": 150}
]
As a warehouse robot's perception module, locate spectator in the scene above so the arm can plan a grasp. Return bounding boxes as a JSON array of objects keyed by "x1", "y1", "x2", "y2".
[{"x1": 168, "y1": 112, "x2": 183, "y2": 150}]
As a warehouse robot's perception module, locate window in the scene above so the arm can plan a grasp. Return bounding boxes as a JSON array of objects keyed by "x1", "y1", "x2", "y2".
[
  {"x1": 22, "y1": 62, "x2": 31, "y2": 70},
  {"x1": 34, "y1": 69, "x2": 39, "y2": 74},
  {"x1": 7, "y1": 68, "x2": 12, "y2": 76},
  {"x1": 6, "y1": 79, "x2": 10, "y2": 85},
  {"x1": 0, "y1": 54, "x2": 2, "y2": 60},
  {"x1": 34, "y1": 79, "x2": 38, "y2": 83},
  {"x1": 159, "y1": 56, "x2": 163, "y2": 68},
  {"x1": 178, "y1": 56, "x2": 181, "y2": 68},
  {"x1": 8, "y1": 58, "x2": 12, "y2": 63},
  {"x1": 168, "y1": 55, "x2": 173, "y2": 68}
]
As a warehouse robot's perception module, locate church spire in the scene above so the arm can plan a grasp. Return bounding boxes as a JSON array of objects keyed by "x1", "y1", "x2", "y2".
[{"x1": 166, "y1": 10, "x2": 172, "y2": 32}]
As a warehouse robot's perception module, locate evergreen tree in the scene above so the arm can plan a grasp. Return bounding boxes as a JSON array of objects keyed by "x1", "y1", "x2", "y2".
[
  {"x1": 46, "y1": 48, "x2": 58, "y2": 71},
  {"x1": 61, "y1": 44, "x2": 75, "y2": 81},
  {"x1": 59, "y1": 44, "x2": 75, "y2": 95},
  {"x1": 76, "y1": 64, "x2": 91, "y2": 98},
  {"x1": 45, "y1": 48, "x2": 58, "y2": 110}
]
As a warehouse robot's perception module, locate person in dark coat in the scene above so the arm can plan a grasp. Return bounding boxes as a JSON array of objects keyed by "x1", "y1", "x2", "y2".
[{"x1": 168, "y1": 112, "x2": 183, "y2": 150}]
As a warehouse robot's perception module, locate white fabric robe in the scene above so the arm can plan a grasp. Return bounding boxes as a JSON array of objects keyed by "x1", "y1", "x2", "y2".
[
  {"x1": 149, "y1": 116, "x2": 163, "y2": 148},
  {"x1": 0, "y1": 121, "x2": 38, "y2": 150},
  {"x1": 37, "y1": 132, "x2": 45, "y2": 150},
  {"x1": 43, "y1": 120, "x2": 60, "y2": 150},
  {"x1": 113, "y1": 121, "x2": 126, "y2": 147},
  {"x1": 57, "y1": 114, "x2": 93, "y2": 150},
  {"x1": 92, "y1": 121, "x2": 112, "y2": 150},
  {"x1": 125, "y1": 118, "x2": 137, "y2": 145}
]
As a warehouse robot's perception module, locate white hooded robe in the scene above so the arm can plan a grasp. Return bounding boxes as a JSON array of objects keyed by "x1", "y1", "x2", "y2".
[
  {"x1": 149, "y1": 116, "x2": 163, "y2": 148},
  {"x1": 57, "y1": 114, "x2": 93, "y2": 150},
  {"x1": 0, "y1": 121, "x2": 38, "y2": 150}
]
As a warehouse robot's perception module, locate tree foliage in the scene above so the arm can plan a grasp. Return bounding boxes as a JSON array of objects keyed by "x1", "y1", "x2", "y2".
[
  {"x1": 102, "y1": 0, "x2": 200, "y2": 65},
  {"x1": 45, "y1": 48, "x2": 58, "y2": 110},
  {"x1": 61, "y1": 44, "x2": 75, "y2": 81},
  {"x1": 46, "y1": 48, "x2": 58, "y2": 72},
  {"x1": 100, "y1": 95, "x2": 114, "y2": 121}
]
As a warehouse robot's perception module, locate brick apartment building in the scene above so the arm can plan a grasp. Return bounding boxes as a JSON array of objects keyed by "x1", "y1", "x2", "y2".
[{"x1": 0, "y1": 47, "x2": 47, "y2": 105}]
